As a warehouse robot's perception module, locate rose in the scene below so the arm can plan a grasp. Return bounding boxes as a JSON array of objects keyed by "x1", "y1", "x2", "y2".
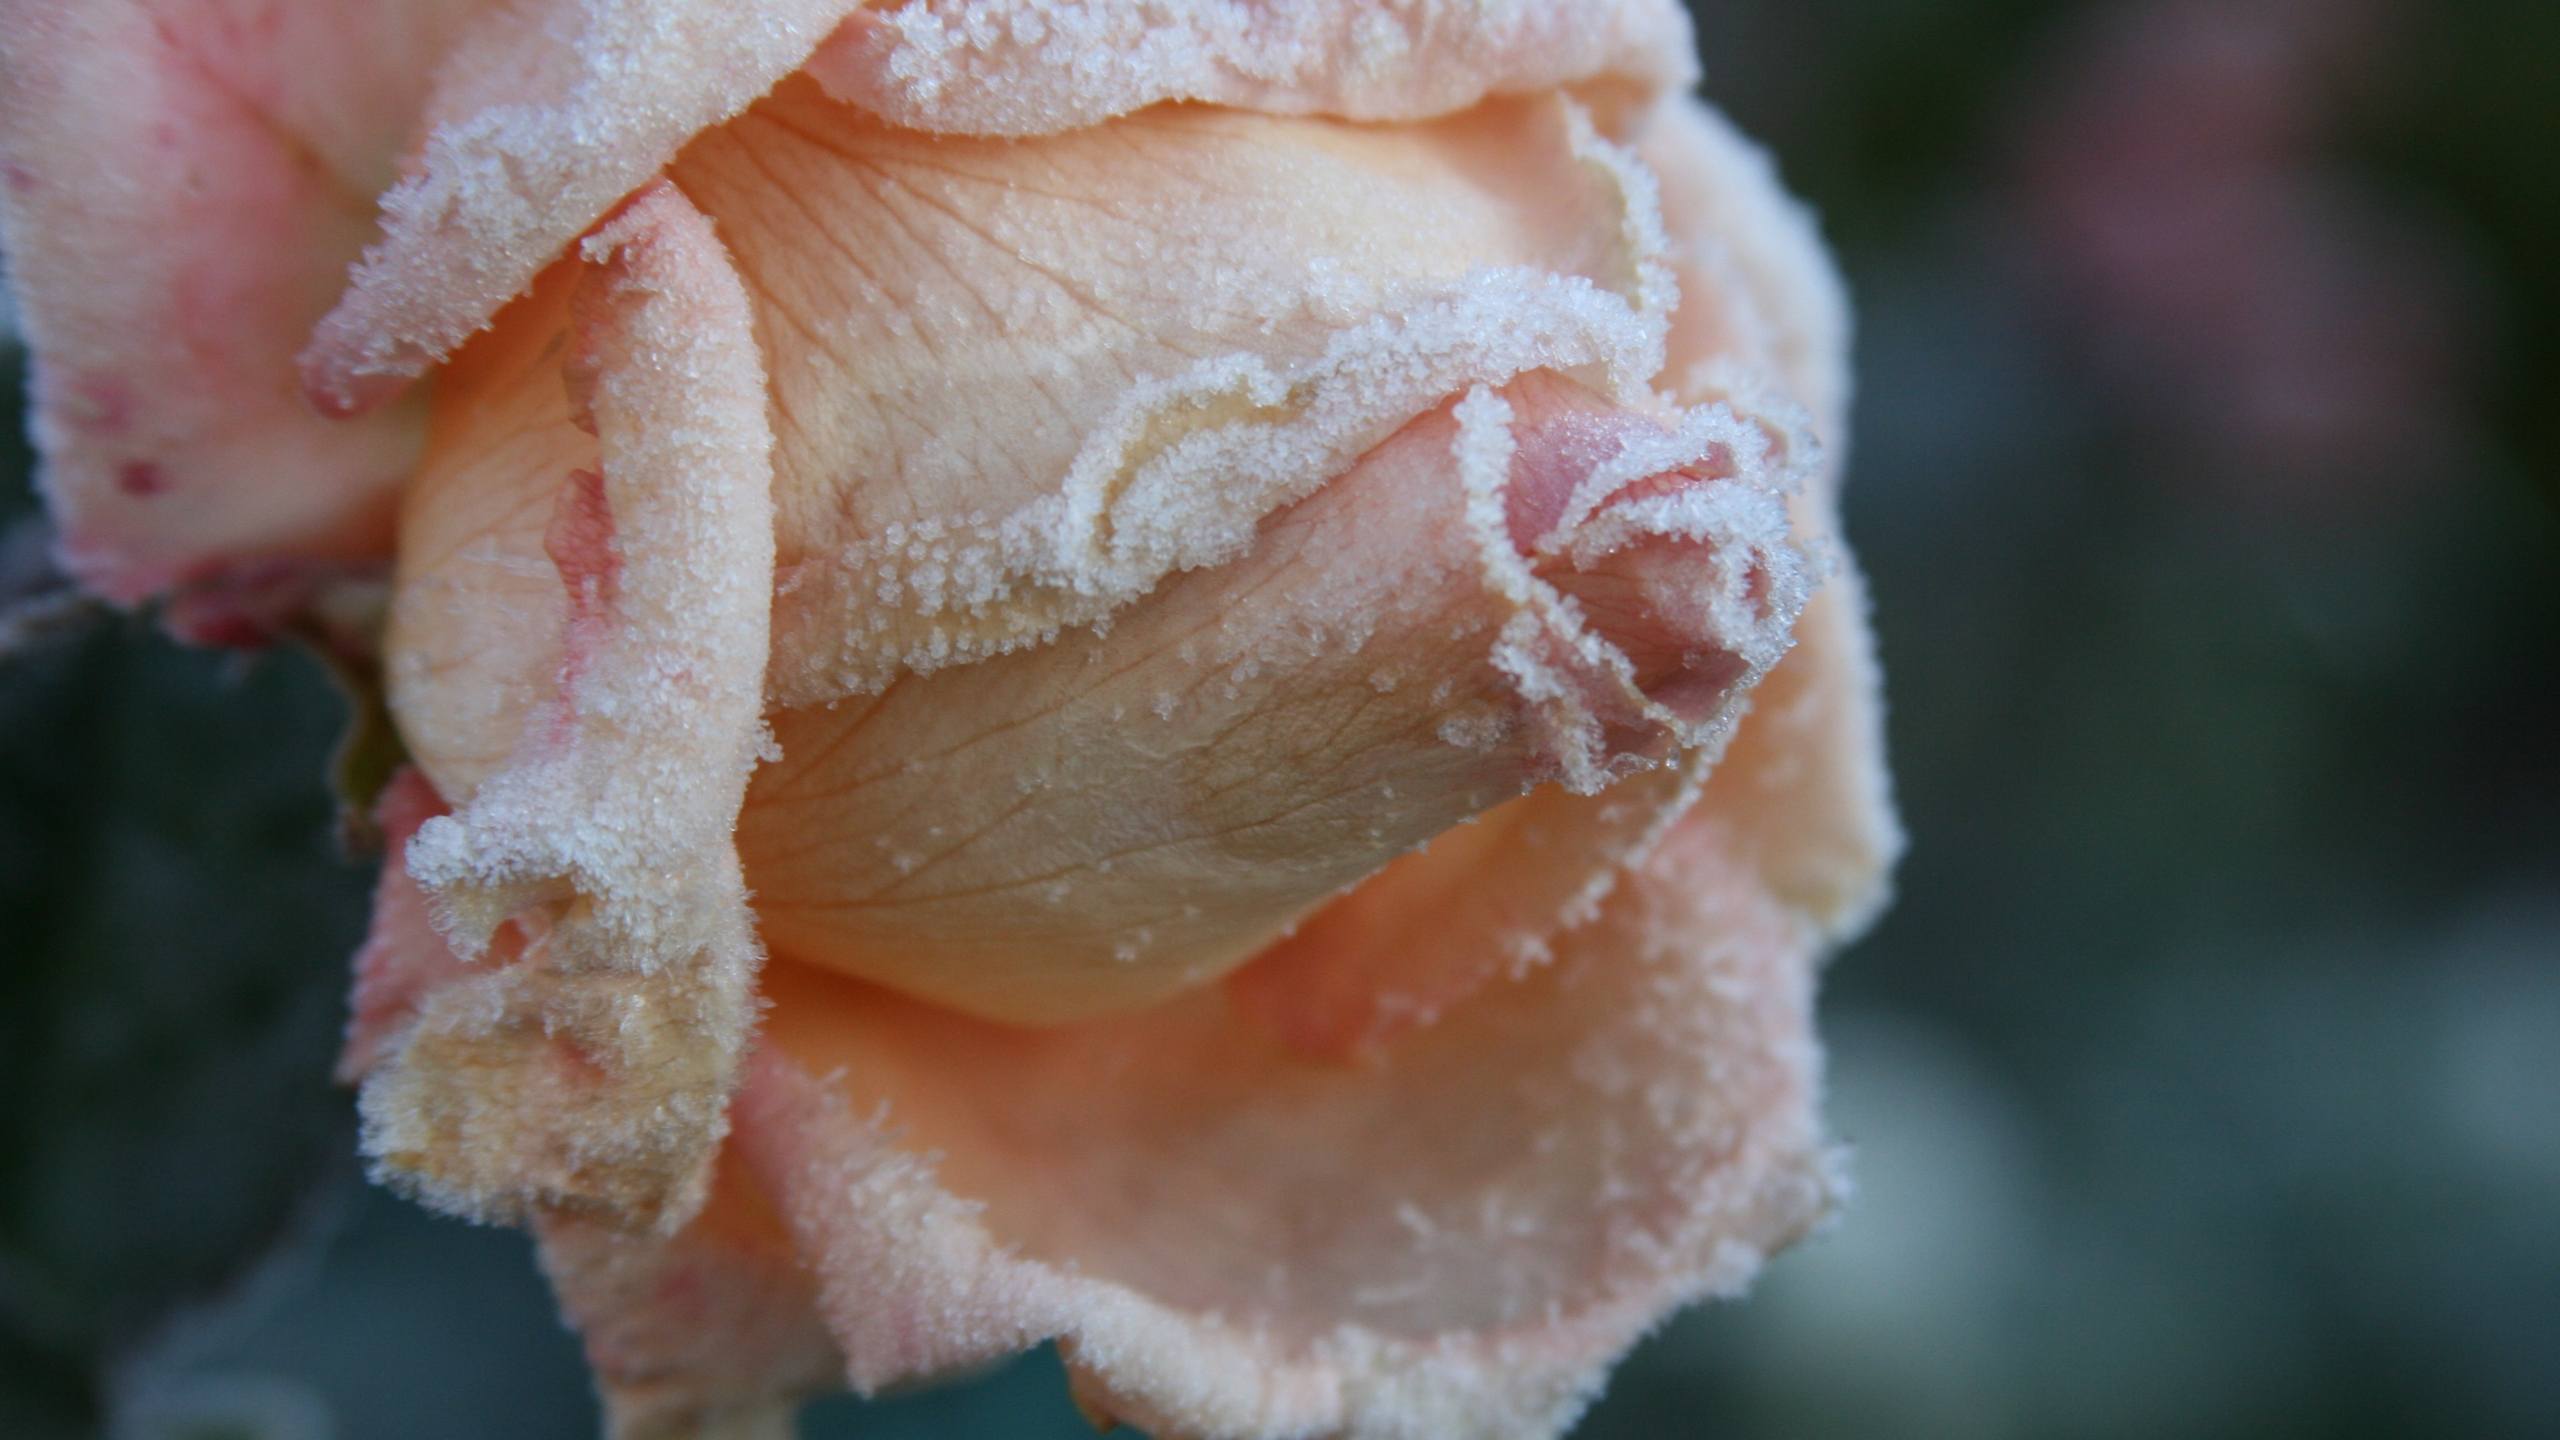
[{"x1": 0, "y1": 2, "x2": 1899, "y2": 1436}]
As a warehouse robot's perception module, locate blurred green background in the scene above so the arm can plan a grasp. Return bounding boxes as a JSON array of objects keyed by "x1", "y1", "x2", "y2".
[{"x1": 4, "y1": 1, "x2": 2553, "y2": 1437}]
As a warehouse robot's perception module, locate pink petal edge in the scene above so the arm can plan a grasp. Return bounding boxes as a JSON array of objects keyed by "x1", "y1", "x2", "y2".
[{"x1": 0, "y1": 0, "x2": 471, "y2": 616}]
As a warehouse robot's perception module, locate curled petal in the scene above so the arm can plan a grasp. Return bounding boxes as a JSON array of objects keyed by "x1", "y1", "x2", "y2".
[
  {"x1": 300, "y1": 0, "x2": 867, "y2": 411},
  {"x1": 729, "y1": 822, "x2": 1832, "y2": 1440},
  {"x1": 1229, "y1": 94, "x2": 1882, "y2": 1053},
  {"x1": 361, "y1": 183, "x2": 774, "y2": 1230},
  {"x1": 0, "y1": 0, "x2": 470, "y2": 615},
  {"x1": 736, "y1": 371, "x2": 1807, "y2": 1022},
  {"x1": 806, "y1": 0, "x2": 1695, "y2": 137}
]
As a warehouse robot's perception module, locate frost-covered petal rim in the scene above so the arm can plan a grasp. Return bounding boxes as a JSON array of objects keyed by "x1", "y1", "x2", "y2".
[
  {"x1": 729, "y1": 822, "x2": 1833, "y2": 1440},
  {"x1": 807, "y1": 0, "x2": 1696, "y2": 136},
  {"x1": 300, "y1": 0, "x2": 1700, "y2": 413},
  {"x1": 358, "y1": 182, "x2": 775, "y2": 1231}
]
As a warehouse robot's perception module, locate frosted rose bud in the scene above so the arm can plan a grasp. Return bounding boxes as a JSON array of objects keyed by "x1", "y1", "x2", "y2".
[{"x1": 0, "y1": 3, "x2": 1899, "y2": 1437}]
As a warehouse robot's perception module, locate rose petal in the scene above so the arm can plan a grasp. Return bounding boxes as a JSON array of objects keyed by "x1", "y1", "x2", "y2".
[
  {"x1": 805, "y1": 0, "x2": 1696, "y2": 138},
  {"x1": 1643, "y1": 96, "x2": 1901, "y2": 937},
  {"x1": 359, "y1": 182, "x2": 774, "y2": 1230},
  {"x1": 671, "y1": 83, "x2": 1679, "y2": 704},
  {"x1": 1226, "y1": 94, "x2": 1881, "y2": 1054},
  {"x1": 299, "y1": 0, "x2": 1700, "y2": 415},
  {"x1": 729, "y1": 819, "x2": 1831, "y2": 1440},
  {"x1": 337, "y1": 766, "x2": 471, "y2": 1082},
  {"x1": 0, "y1": 0, "x2": 470, "y2": 615},
  {"x1": 734, "y1": 370, "x2": 1807, "y2": 1022},
  {"x1": 298, "y1": 0, "x2": 867, "y2": 412},
  {"x1": 345, "y1": 790, "x2": 835, "y2": 1438},
  {"x1": 1644, "y1": 96, "x2": 1855, "y2": 446},
  {"x1": 535, "y1": 1163, "x2": 840, "y2": 1440}
]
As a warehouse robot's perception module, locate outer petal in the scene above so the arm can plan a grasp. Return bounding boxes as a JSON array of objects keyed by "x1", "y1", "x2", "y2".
[
  {"x1": 535, "y1": 1165, "x2": 841, "y2": 1440},
  {"x1": 805, "y1": 0, "x2": 1695, "y2": 137},
  {"x1": 337, "y1": 766, "x2": 472, "y2": 1082},
  {"x1": 731, "y1": 821, "x2": 1831, "y2": 1440},
  {"x1": 299, "y1": 0, "x2": 864, "y2": 411},
  {"x1": 674, "y1": 83, "x2": 1688, "y2": 704},
  {"x1": 359, "y1": 183, "x2": 775, "y2": 1230},
  {"x1": 300, "y1": 0, "x2": 1695, "y2": 413},
  {"x1": 0, "y1": 0, "x2": 470, "y2": 617},
  {"x1": 1644, "y1": 96, "x2": 1900, "y2": 939},
  {"x1": 339, "y1": 769, "x2": 837, "y2": 1439}
]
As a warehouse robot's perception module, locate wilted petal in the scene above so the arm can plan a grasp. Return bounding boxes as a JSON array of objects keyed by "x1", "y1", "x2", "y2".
[
  {"x1": 361, "y1": 183, "x2": 774, "y2": 1229},
  {"x1": 732, "y1": 821, "x2": 1831, "y2": 1440},
  {"x1": 0, "y1": 0, "x2": 472, "y2": 617},
  {"x1": 806, "y1": 0, "x2": 1695, "y2": 137},
  {"x1": 340, "y1": 767, "x2": 835, "y2": 1436}
]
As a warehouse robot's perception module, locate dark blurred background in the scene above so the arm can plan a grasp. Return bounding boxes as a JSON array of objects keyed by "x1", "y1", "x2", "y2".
[{"x1": 4, "y1": 1, "x2": 2554, "y2": 1436}]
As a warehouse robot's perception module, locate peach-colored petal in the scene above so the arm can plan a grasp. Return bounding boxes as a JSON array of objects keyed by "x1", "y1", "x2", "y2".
[
  {"x1": 665, "y1": 84, "x2": 1682, "y2": 706},
  {"x1": 299, "y1": 0, "x2": 866, "y2": 412},
  {"x1": 1702, "y1": 567, "x2": 1899, "y2": 939},
  {"x1": 1645, "y1": 95, "x2": 1854, "y2": 450},
  {"x1": 1226, "y1": 762, "x2": 1703, "y2": 1057},
  {"x1": 535, "y1": 1164, "x2": 840, "y2": 1440},
  {"x1": 0, "y1": 0, "x2": 472, "y2": 615},
  {"x1": 735, "y1": 370, "x2": 1808, "y2": 1022},
  {"x1": 1644, "y1": 96, "x2": 1901, "y2": 938},
  {"x1": 300, "y1": 0, "x2": 1700, "y2": 414},
  {"x1": 730, "y1": 820, "x2": 1831, "y2": 1440},
  {"x1": 805, "y1": 0, "x2": 1695, "y2": 138},
  {"x1": 358, "y1": 183, "x2": 774, "y2": 1231},
  {"x1": 1225, "y1": 94, "x2": 1880, "y2": 1054}
]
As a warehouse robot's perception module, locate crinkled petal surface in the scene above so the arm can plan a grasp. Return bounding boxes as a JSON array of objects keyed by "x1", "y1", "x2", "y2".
[{"x1": 0, "y1": 0, "x2": 472, "y2": 617}]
